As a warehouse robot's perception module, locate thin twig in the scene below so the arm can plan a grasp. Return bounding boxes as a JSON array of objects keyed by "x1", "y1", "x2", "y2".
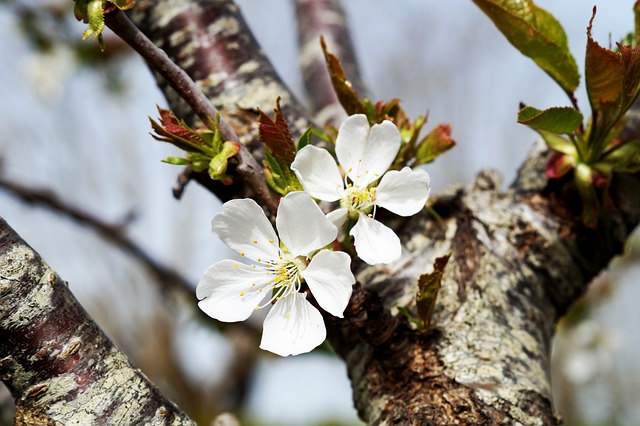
[
  {"x1": 103, "y1": 9, "x2": 278, "y2": 214},
  {"x1": 0, "y1": 176, "x2": 194, "y2": 296}
]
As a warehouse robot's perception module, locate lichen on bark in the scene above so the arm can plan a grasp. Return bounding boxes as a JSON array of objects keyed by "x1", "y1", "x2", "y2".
[{"x1": 0, "y1": 219, "x2": 196, "y2": 425}]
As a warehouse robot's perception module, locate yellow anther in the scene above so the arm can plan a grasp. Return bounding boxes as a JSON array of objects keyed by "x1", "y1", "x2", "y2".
[
  {"x1": 233, "y1": 262, "x2": 238, "y2": 268},
  {"x1": 253, "y1": 239, "x2": 258, "y2": 244},
  {"x1": 286, "y1": 312, "x2": 291, "y2": 319},
  {"x1": 240, "y1": 252, "x2": 245, "y2": 257},
  {"x1": 269, "y1": 239, "x2": 274, "y2": 243},
  {"x1": 239, "y1": 291, "x2": 245, "y2": 296}
]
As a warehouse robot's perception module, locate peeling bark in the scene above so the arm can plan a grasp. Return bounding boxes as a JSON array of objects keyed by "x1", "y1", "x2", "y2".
[{"x1": 0, "y1": 219, "x2": 195, "y2": 425}]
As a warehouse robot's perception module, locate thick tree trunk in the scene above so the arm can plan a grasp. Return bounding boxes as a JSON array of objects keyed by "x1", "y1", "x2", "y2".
[
  {"x1": 0, "y1": 219, "x2": 196, "y2": 425},
  {"x1": 127, "y1": 1, "x2": 640, "y2": 424},
  {"x1": 326, "y1": 145, "x2": 640, "y2": 425}
]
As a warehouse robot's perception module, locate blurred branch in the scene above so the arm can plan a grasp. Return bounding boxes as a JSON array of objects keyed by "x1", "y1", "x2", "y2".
[
  {"x1": 295, "y1": 0, "x2": 367, "y2": 126},
  {"x1": 104, "y1": 9, "x2": 277, "y2": 214},
  {"x1": 0, "y1": 176, "x2": 194, "y2": 297}
]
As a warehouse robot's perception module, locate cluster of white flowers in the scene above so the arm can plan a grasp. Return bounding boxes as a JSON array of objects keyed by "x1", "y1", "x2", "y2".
[{"x1": 196, "y1": 114, "x2": 431, "y2": 356}]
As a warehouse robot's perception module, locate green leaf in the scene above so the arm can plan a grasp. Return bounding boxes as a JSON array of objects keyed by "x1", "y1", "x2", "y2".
[
  {"x1": 602, "y1": 140, "x2": 640, "y2": 173},
  {"x1": 416, "y1": 254, "x2": 451, "y2": 332},
  {"x1": 208, "y1": 141, "x2": 240, "y2": 181},
  {"x1": 585, "y1": 9, "x2": 640, "y2": 155},
  {"x1": 161, "y1": 157, "x2": 189, "y2": 166},
  {"x1": 472, "y1": 0, "x2": 579, "y2": 92},
  {"x1": 320, "y1": 36, "x2": 367, "y2": 116},
  {"x1": 414, "y1": 123, "x2": 456, "y2": 165},
  {"x1": 574, "y1": 163, "x2": 598, "y2": 228},
  {"x1": 518, "y1": 106, "x2": 583, "y2": 134},
  {"x1": 538, "y1": 131, "x2": 578, "y2": 156},
  {"x1": 297, "y1": 126, "x2": 313, "y2": 151}
]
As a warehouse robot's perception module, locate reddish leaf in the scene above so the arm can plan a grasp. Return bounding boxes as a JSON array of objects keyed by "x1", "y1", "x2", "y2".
[
  {"x1": 585, "y1": 8, "x2": 640, "y2": 149},
  {"x1": 321, "y1": 36, "x2": 366, "y2": 116},
  {"x1": 546, "y1": 152, "x2": 575, "y2": 179},
  {"x1": 257, "y1": 100, "x2": 296, "y2": 164}
]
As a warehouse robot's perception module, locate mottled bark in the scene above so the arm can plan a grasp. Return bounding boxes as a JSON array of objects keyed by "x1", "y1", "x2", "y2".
[
  {"x1": 129, "y1": 0, "x2": 313, "y2": 145},
  {"x1": 326, "y1": 143, "x2": 640, "y2": 425},
  {"x1": 0, "y1": 218, "x2": 196, "y2": 425},
  {"x1": 126, "y1": 2, "x2": 640, "y2": 424},
  {"x1": 294, "y1": 0, "x2": 367, "y2": 126}
]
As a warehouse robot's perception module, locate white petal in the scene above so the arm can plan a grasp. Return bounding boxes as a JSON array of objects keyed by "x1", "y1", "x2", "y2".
[
  {"x1": 376, "y1": 167, "x2": 431, "y2": 216},
  {"x1": 303, "y1": 250, "x2": 355, "y2": 318},
  {"x1": 291, "y1": 146, "x2": 345, "y2": 202},
  {"x1": 276, "y1": 192, "x2": 337, "y2": 257},
  {"x1": 356, "y1": 120, "x2": 402, "y2": 187},
  {"x1": 212, "y1": 199, "x2": 279, "y2": 261},
  {"x1": 326, "y1": 207, "x2": 348, "y2": 229},
  {"x1": 335, "y1": 114, "x2": 370, "y2": 182},
  {"x1": 260, "y1": 292, "x2": 327, "y2": 356},
  {"x1": 196, "y1": 260, "x2": 270, "y2": 322},
  {"x1": 350, "y1": 213, "x2": 401, "y2": 265}
]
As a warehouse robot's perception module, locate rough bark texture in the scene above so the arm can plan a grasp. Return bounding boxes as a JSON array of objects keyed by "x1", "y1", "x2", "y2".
[
  {"x1": 127, "y1": 1, "x2": 640, "y2": 424},
  {"x1": 4, "y1": 1, "x2": 640, "y2": 425},
  {"x1": 327, "y1": 144, "x2": 640, "y2": 425},
  {"x1": 129, "y1": 0, "x2": 313, "y2": 146},
  {"x1": 0, "y1": 219, "x2": 196, "y2": 425}
]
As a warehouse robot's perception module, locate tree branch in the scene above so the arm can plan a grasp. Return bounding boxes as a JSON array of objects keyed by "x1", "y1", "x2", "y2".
[
  {"x1": 0, "y1": 176, "x2": 194, "y2": 298},
  {"x1": 0, "y1": 218, "x2": 197, "y2": 425},
  {"x1": 104, "y1": 8, "x2": 278, "y2": 214},
  {"x1": 326, "y1": 143, "x2": 640, "y2": 424},
  {"x1": 128, "y1": 0, "x2": 314, "y2": 144},
  {"x1": 294, "y1": 0, "x2": 367, "y2": 126}
]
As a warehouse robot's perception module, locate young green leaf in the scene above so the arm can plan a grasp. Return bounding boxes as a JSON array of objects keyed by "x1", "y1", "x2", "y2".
[
  {"x1": 517, "y1": 106, "x2": 583, "y2": 134},
  {"x1": 416, "y1": 254, "x2": 451, "y2": 332},
  {"x1": 472, "y1": 0, "x2": 579, "y2": 93},
  {"x1": 297, "y1": 126, "x2": 313, "y2": 151},
  {"x1": 414, "y1": 123, "x2": 456, "y2": 165}
]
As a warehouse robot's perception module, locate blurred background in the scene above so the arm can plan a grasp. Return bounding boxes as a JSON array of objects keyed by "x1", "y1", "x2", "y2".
[{"x1": 0, "y1": 1, "x2": 639, "y2": 425}]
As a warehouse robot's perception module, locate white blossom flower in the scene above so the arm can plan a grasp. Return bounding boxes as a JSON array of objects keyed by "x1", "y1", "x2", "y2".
[
  {"x1": 291, "y1": 114, "x2": 431, "y2": 265},
  {"x1": 196, "y1": 191, "x2": 355, "y2": 357}
]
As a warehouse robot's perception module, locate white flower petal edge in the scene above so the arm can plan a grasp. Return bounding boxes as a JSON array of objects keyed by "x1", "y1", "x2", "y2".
[
  {"x1": 326, "y1": 207, "x2": 348, "y2": 229},
  {"x1": 212, "y1": 198, "x2": 279, "y2": 261},
  {"x1": 260, "y1": 292, "x2": 327, "y2": 356},
  {"x1": 335, "y1": 114, "x2": 370, "y2": 183},
  {"x1": 376, "y1": 167, "x2": 431, "y2": 216},
  {"x1": 291, "y1": 146, "x2": 344, "y2": 202},
  {"x1": 357, "y1": 120, "x2": 401, "y2": 187},
  {"x1": 277, "y1": 192, "x2": 337, "y2": 257},
  {"x1": 197, "y1": 260, "x2": 271, "y2": 322},
  {"x1": 350, "y1": 213, "x2": 401, "y2": 265},
  {"x1": 303, "y1": 250, "x2": 355, "y2": 318}
]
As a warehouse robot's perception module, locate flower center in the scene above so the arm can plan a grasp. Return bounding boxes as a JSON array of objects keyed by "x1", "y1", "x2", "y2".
[
  {"x1": 247, "y1": 252, "x2": 306, "y2": 312},
  {"x1": 343, "y1": 184, "x2": 376, "y2": 214}
]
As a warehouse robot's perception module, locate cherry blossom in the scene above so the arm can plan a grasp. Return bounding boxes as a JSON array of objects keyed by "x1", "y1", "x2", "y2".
[
  {"x1": 291, "y1": 114, "x2": 431, "y2": 265},
  {"x1": 196, "y1": 192, "x2": 355, "y2": 356}
]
